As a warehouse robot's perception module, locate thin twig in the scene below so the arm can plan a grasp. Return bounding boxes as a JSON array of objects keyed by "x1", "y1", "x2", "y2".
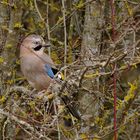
[
  {"x1": 0, "y1": 109, "x2": 51, "y2": 140},
  {"x1": 34, "y1": 0, "x2": 44, "y2": 21},
  {"x1": 53, "y1": 100, "x2": 61, "y2": 140},
  {"x1": 61, "y1": 0, "x2": 67, "y2": 77},
  {"x1": 46, "y1": 0, "x2": 51, "y2": 56},
  {"x1": 50, "y1": 0, "x2": 95, "y2": 33},
  {"x1": 110, "y1": 0, "x2": 117, "y2": 140},
  {"x1": 34, "y1": 0, "x2": 51, "y2": 56}
]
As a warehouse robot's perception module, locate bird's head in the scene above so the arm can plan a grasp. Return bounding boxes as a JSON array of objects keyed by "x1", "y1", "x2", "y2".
[{"x1": 20, "y1": 34, "x2": 50, "y2": 55}]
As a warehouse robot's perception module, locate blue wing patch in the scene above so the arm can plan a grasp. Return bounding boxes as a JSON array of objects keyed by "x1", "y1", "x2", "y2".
[{"x1": 45, "y1": 64, "x2": 55, "y2": 79}]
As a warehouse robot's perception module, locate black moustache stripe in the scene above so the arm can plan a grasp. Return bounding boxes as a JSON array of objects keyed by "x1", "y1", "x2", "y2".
[{"x1": 34, "y1": 45, "x2": 42, "y2": 51}]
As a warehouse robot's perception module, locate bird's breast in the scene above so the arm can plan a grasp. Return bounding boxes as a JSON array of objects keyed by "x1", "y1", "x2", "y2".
[{"x1": 20, "y1": 56, "x2": 52, "y2": 90}]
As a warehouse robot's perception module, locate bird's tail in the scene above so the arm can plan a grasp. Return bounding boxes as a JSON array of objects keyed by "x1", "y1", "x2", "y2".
[
  {"x1": 61, "y1": 94, "x2": 81, "y2": 120},
  {"x1": 45, "y1": 93, "x2": 81, "y2": 120}
]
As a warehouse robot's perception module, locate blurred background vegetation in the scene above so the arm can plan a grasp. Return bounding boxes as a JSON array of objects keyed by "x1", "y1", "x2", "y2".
[{"x1": 0, "y1": 0, "x2": 140, "y2": 140}]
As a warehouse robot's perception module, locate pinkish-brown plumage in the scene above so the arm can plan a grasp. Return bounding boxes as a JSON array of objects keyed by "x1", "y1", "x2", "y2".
[{"x1": 20, "y1": 34, "x2": 54, "y2": 90}]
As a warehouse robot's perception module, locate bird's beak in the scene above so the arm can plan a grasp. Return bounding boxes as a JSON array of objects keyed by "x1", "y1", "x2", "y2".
[{"x1": 42, "y1": 43, "x2": 51, "y2": 48}]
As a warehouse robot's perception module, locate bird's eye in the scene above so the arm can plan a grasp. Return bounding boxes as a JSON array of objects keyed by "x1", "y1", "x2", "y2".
[
  {"x1": 33, "y1": 45, "x2": 42, "y2": 51},
  {"x1": 34, "y1": 41, "x2": 39, "y2": 45}
]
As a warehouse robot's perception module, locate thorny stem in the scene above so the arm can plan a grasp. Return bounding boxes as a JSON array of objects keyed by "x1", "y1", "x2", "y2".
[{"x1": 110, "y1": 0, "x2": 117, "y2": 140}]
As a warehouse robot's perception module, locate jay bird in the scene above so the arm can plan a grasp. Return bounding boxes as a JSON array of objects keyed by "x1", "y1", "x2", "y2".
[{"x1": 20, "y1": 34, "x2": 81, "y2": 120}]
